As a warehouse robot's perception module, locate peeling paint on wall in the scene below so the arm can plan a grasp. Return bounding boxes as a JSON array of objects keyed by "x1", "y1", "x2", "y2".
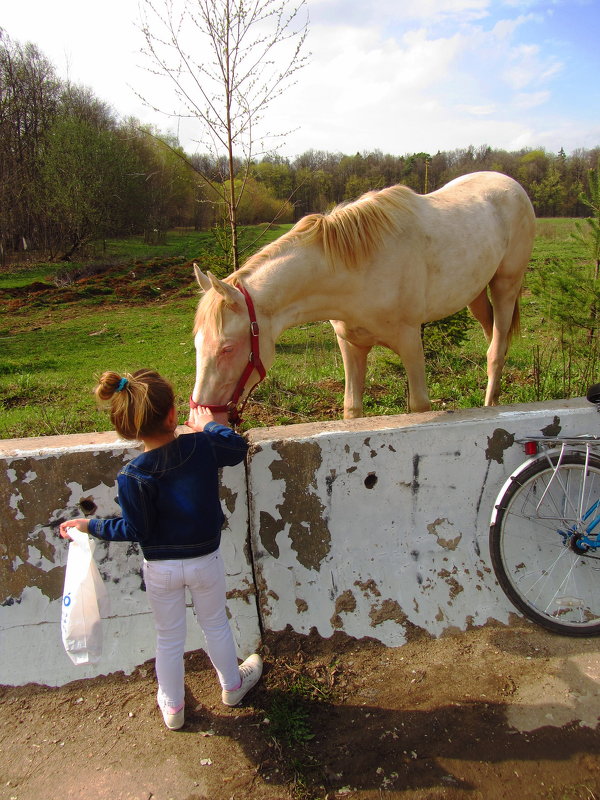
[
  {"x1": 541, "y1": 416, "x2": 561, "y2": 437},
  {"x1": 254, "y1": 564, "x2": 271, "y2": 619},
  {"x1": 330, "y1": 589, "x2": 357, "y2": 629},
  {"x1": 265, "y1": 441, "x2": 332, "y2": 571},
  {"x1": 259, "y1": 511, "x2": 282, "y2": 558},
  {"x1": 226, "y1": 582, "x2": 256, "y2": 605},
  {"x1": 220, "y1": 483, "x2": 239, "y2": 517},
  {"x1": 427, "y1": 518, "x2": 462, "y2": 550},
  {"x1": 369, "y1": 598, "x2": 407, "y2": 627},
  {"x1": 354, "y1": 578, "x2": 381, "y2": 598},
  {"x1": 363, "y1": 437, "x2": 377, "y2": 458},
  {"x1": 1, "y1": 448, "x2": 132, "y2": 605},
  {"x1": 368, "y1": 598, "x2": 432, "y2": 642},
  {"x1": 485, "y1": 428, "x2": 515, "y2": 464},
  {"x1": 438, "y1": 567, "x2": 465, "y2": 602}
]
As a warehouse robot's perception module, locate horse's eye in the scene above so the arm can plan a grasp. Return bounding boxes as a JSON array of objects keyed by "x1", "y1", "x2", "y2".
[{"x1": 222, "y1": 345, "x2": 234, "y2": 354}]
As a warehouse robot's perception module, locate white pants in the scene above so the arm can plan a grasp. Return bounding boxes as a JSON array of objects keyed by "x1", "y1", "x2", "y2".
[{"x1": 143, "y1": 550, "x2": 241, "y2": 709}]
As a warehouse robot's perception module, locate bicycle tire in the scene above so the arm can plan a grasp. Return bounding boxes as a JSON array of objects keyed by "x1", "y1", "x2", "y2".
[{"x1": 490, "y1": 451, "x2": 600, "y2": 636}]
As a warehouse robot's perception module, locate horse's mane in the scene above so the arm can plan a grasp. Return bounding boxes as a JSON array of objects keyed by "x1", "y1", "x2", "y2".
[
  {"x1": 244, "y1": 182, "x2": 415, "y2": 274},
  {"x1": 193, "y1": 183, "x2": 415, "y2": 334}
]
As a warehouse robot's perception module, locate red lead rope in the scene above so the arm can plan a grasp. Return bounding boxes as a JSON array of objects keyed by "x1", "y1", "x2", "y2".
[{"x1": 189, "y1": 283, "x2": 267, "y2": 426}]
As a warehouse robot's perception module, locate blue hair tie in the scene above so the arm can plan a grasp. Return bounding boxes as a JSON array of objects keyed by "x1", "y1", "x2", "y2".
[{"x1": 116, "y1": 377, "x2": 129, "y2": 392}]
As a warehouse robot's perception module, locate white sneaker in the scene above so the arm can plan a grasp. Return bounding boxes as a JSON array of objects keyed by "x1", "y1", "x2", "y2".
[
  {"x1": 222, "y1": 654, "x2": 263, "y2": 707},
  {"x1": 157, "y1": 689, "x2": 185, "y2": 730}
]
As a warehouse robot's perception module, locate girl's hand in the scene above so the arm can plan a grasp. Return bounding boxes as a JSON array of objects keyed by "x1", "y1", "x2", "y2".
[
  {"x1": 59, "y1": 519, "x2": 89, "y2": 539},
  {"x1": 186, "y1": 406, "x2": 229, "y2": 431}
]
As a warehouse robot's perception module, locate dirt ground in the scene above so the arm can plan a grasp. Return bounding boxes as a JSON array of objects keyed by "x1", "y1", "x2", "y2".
[{"x1": 1, "y1": 621, "x2": 600, "y2": 800}]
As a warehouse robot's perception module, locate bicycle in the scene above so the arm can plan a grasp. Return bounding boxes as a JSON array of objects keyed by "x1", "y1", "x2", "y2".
[{"x1": 489, "y1": 383, "x2": 600, "y2": 636}]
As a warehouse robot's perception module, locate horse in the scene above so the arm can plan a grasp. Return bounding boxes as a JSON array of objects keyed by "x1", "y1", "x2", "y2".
[{"x1": 190, "y1": 171, "x2": 535, "y2": 423}]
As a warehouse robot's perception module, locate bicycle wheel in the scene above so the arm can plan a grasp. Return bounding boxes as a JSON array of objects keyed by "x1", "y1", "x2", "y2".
[{"x1": 490, "y1": 451, "x2": 600, "y2": 636}]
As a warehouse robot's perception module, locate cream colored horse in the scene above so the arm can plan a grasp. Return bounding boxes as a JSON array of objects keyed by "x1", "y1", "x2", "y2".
[{"x1": 192, "y1": 171, "x2": 535, "y2": 420}]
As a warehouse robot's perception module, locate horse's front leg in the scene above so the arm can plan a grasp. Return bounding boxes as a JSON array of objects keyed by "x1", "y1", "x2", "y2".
[
  {"x1": 388, "y1": 325, "x2": 431, "y2": 413},
  {"x1": 333, "y1": 330, "x2": 371, "y2": 419}
]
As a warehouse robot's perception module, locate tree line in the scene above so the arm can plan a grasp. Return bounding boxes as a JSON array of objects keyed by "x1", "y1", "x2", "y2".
[{"x1": 2, "y1": 29, "x2": 599, "y2": 264}]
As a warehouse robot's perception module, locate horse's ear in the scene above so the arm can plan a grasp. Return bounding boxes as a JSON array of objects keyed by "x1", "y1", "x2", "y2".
[
  {"x1": 193, "y1": 263, "x2": 212, "y2": 293},
  {"x1": 206, "y1": 271, "x2": 244, "y2": 311}
]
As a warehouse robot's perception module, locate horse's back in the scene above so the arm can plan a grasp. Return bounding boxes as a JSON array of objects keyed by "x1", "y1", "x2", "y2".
[
  {"x1": 424, "y1": 171, "x2": 534, "y2": 259},
  {"x1": 432, "y1": 170, "x2": 528, "y2": 198},
  {"x1": 430, "y1": 171, "x2": 535, "y2": 234}
]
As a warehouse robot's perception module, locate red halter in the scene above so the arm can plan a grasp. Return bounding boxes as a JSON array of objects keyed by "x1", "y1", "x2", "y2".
[{"x1": 189, "y1": 283, "x2": 267, "y2": 427}]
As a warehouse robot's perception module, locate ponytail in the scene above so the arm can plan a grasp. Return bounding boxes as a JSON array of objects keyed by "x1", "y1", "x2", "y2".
[{"x1": 95, "y1": 370, "x2": 175, "y2": 440}]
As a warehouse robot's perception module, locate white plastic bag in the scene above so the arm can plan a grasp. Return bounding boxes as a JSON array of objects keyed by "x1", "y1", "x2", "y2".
[{"x1": 61, "y1": 528, "x2": 110, "y2": 665}]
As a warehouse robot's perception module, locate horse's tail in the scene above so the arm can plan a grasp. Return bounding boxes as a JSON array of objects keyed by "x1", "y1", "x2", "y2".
[
  {"x1": 468, "y1": 286, "x2": 521, "y2": 345},
  {"x1": 508, "y1": 291, "x2": 522, "y2": 343}
]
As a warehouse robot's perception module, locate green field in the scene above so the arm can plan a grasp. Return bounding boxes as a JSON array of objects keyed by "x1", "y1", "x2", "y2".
[{"x1": 0, "y1": 218, "x2": 596, "y2": 439}]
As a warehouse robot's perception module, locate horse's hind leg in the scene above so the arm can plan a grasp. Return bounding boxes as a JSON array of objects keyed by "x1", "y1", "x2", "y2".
[
  {"x1": 468, "y1": 289, "x2": 494, "y2": 343},
  {"x1": 485, "y1": 277, "x2": 522, "y2": 405},
  {"x1": 334, "y1": 332, "x2": 371, "y2": 419}
]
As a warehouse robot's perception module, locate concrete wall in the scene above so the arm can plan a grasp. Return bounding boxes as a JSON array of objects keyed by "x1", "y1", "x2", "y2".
[
  {"x1": 0, "y1": 430, "x2": 259, "y2": 687},
  {"x1": 1, "y1": 399, "x2": 594, "y2": 687},
  {"x1": 246, "y1": 400, "x2": 593, "y2": 646}
]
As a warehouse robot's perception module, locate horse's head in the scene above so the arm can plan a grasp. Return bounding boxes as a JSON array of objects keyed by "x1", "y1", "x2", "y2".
[{"x1": 191, "y1": 265, "x2": 273, "y2": 422}]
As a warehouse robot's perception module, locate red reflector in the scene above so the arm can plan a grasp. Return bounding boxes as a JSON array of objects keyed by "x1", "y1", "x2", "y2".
[{"x1": 524, "y1": 441, "x2": 538, "y2": 456}]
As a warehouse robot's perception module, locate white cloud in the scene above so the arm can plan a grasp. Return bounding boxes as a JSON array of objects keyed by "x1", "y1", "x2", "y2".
[
  {"x1": 514, "y1": 90, "x2": 550, "y2": 108},
  {"x1": 381, "y1": 0, "x2": 491, "y2": 22},
  {"x1": 502, "y1": 42, "x2": 563, "y2": 90},
  {"x1": 270, "y1": 21, "x2": 470, "y2": 154},
  {"x1": 309, "y1": 0, "x2": 491, "y2": 21},
  {"x1": 457, "y1": 104, "x2": 497, "y2": 115},
  {"x1": 490, "y1": 14, "x2": 530, "y2": 40},
  {"x1": 3, "y1": 0, "x2": 595, "y2": 158}
]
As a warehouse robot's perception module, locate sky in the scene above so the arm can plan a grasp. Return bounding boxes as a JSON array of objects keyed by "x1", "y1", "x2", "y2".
[{"x1": 2, "y1": 0, "x2": 599, "y2": 159}]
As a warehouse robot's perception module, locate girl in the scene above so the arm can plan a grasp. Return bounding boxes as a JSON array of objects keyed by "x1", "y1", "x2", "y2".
[{"x1": 59, "y1": 369, "x2": 262, "y2": 731}]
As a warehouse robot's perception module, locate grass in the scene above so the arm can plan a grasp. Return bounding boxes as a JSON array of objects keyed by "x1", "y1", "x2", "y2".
[
  {"x1": 260, "y1": 659, "x2": 338, "y2": 800},
  {"x1": 0, "y1": 217, "x2": 597, "y2": 439},
  {"x1": 267, "y1": 691, "x2": 315, "y2": 745},
  {"x1": 0, "y1": 224, "x2": 289, "y2": 289},
  {"x1": 0, "y1": 304, "x2": 197, "y2": 437}
]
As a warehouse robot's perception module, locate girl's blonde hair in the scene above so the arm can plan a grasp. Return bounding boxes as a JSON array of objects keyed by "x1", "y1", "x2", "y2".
[{"x1": 95, "y1": 369, "x2": 175, "y2": 440}]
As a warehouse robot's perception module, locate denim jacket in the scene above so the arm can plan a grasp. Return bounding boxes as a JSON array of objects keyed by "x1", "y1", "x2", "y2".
[{"x1": 87, "y1": 423, "x2": 248, "y2": 560}]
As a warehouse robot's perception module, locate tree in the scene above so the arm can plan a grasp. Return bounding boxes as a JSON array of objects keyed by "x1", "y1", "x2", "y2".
[
  {"x1": 529, "y1": 166, "x2": 565, "y2": 217},
  {"x1": 573, "y1": 159, "x2": 600, "y2": 279},
  {"x1": 0, "y1": 31, "x2": 60, "y2": 260},
  {"x1": 40, "y1": 114, "x2": 137, "y2": 258},
  {"x1": 528, "y1": 164, "x2": 600, "y2": 389},
  {"x1": 139, "y1": 0, "x2": 309, "y2": 270},
  {"x1": 292, "y1": 166, "x2": 332, "y2": 217},
  {"x1": 344, "y1": 174, "x2": 380, "y2": 201},
  {"x1": 252, "y1": 156, "x2": 294, "y2": 200},
  {"x1": 571, "y1": 159, "x2": 600, "y2": 341},
  {"x1": 223, "y1": 175, "x2": 293, "y2": 225}
]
